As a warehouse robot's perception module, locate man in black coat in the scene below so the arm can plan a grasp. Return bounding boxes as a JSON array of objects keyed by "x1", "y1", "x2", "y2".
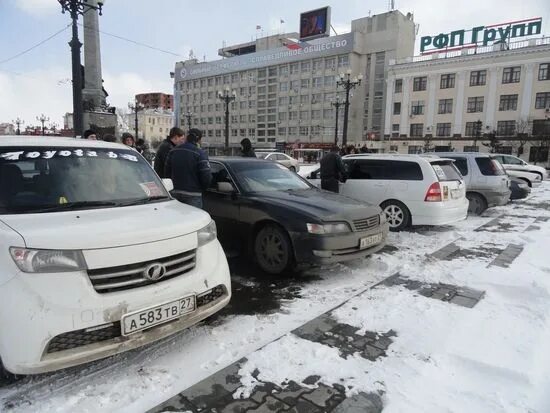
[
  {"x1": 240, "y1": 138, "x2": 256, "y2": 158},
  {"x1": 165, "y1": 128, "x2": 212, "y2": 209},
  {"x1": 154, "y1": 127, "x2": 185, "y2": 178},
  {"x1": 320, "y1": 145, "x2": 346, "y2": 193}
]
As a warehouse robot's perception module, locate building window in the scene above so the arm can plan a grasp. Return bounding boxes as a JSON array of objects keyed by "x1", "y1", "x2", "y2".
[
  {"x1": 394, "y1": 79, "x2": 403, "y2": 93},
  {"x1": 278, "y1": 127, "x2": 287, "y2": 136},
  {"x1": 268, "y1": 67, "x2": 277, "y2": 77},
  {"x1": 393, "y1": 102, "x2": 401, "y2": 115},
  {"x1": 533, "y1": 119, "x2": 550, "y2": 136},
  {"x1": 300, "y1": 95, "x2": 309, "y2": 104},
  {"x1": 325, "y1": 57, "x2": 336, "y2": 70},
  {"x1": 279, "y1": 65, "x2": 289, "y2": 76},
  {"x1": 413, "y1": 76, "x2": 427, "y2": 91},
  {"x1": 497, "y1": 120, "x2": 516, "y2": 136},
  {"x1": 539, "y1": 63, "x2": 550, "y2": 81},
  {"x1": 392, "y1": 124, "x2": 400, "y2": 132},
  {"x1": 410, "y1": 123, "x2": 424, "y2": 137},
  {"x1": 312, "y1": 77, "x2": 323, "y2": 88},
  {"x1": 312, "y1": 93, "x2": 322, "y2": 103},
  {"x1": 438, "y1": 99, "x2": 453, "y2": 114},
  {"x1": 467, "y1": 97, "x2": 484, "y2": 113},
  {"x1": 289, "y1": 111, "x2": 298, "y2": 120},
  {"x1": 313, "y1": 59, "x2": 323, "y2": 71},
  {"x1": 248, "y1": 128, "x2": 255, "y2": 136},
  {"x1": 535, "y1": 92, "x2": 550, "y2": 109},
  {"x1": 279, "y1": 82, "x2": 288, "y2": 92},
  {"x1": 465, "y1": 122, "x2": 476, "y2": 137},
  {"x1": 338, "y1": 55, "x2": 349, "y2": 67},
  {"x1": 499, "y1": 94, "x2": 518, "y2": 111},
  {"x1": 311, "y1": 110, "x2": 321, "y2": 120},
  {"x1": 288, "y1": 127, "x2": 298, "y2": 136},
  {"x1": 231, "y1": 74, "x2": 239, "y2": 83},
  {"x1": 300, "y1": 126, "x2": 309, "y2": 136},
  {"x1": 240, "y1": 115, "x2": 247, "y2": 123},
  {"x1": 436, "y1": 123, "x2": 451, "y2": 137},
  {"x1": 240, "y1": 129, "x2": 246, "y2": 137},
  {"x1": 411, "y1": 100, "x2": 424, "y2": 115},
  {"x1": 301, "y1": 79, "x2": 310, "y2": 89},
  {"x1": 323, "y1": 109, "x2": 334, "y2": 118},
  {"x1": 440, "y1": 74, "x2": 455, "y2": 89},
  {"x1": 324, "y1": 76, "x2": 335, "y2": 87},
  {"x1": 299, "y1": 111, "x2": 309, "y2": 120},
  {"x1": 278, "y1": 112, "x2": 287, "y2": 121},
  {"x1": 290, "y1": 63, "x2": 299, "y2": 74},
  {"x1": 470, "y1": 70, "x2": 487, "y2": 86},
  {"x1": 301, "y1": 61, "x2": 311, "y2": 73},
  {"x1": 502, "y1": 66, "x2": 521, "y2": 84}
]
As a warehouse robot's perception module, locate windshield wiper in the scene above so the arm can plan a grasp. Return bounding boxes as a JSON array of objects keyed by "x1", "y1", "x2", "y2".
[
  {"x1": 119, "y1": 196, "x2": 171, "y2": 206},
  {"x1": 22, "y1": 201, "x2": 119, "y2": 213}
]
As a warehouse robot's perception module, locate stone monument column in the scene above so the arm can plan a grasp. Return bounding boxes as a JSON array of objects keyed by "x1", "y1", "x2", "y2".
[{"x1": 82, "y1": 0, "x2": 106, "y2": 110}]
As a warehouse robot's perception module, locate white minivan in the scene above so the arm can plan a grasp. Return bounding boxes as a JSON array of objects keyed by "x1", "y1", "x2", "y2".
[
  {"x1": 0, "y1": 137, "x2": 231, "y2": 375},
  {"x1": 307, "y1": 155, "x2": 469, "y2": 231}
]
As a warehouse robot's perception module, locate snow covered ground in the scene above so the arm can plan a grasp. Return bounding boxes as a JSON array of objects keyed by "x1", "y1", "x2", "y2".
[{"x1": 2, "y1": 183, "x2": 550, "y2": 412}]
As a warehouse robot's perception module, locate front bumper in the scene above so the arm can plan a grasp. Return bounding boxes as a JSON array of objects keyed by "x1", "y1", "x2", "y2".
[
  {"x1": 0, "y1": 240, "x2": 231, "y2": 375},
  {"x1": 290, "y1": 222, "x2": 389, "y2": 265}
]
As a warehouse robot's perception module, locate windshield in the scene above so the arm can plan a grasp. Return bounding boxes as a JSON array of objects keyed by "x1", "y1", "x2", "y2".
[
  {"x1": 231, "y1": 161, "x2": 311, "y2": 192},
  {"x1": 0, "y1": 146, "x2": 169, "y2": 214}
]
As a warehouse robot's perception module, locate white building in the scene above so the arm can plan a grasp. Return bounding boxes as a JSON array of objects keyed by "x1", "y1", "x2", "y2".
[
  {"x1": 173, "y1": 10, "x2": 416, "y2": 150},
  {"x1": 385, "y1": 35, "x2": 550, "y2": 161},
  {"x1": 125, "y1": 109, "x2": 174, "y2": 145}
]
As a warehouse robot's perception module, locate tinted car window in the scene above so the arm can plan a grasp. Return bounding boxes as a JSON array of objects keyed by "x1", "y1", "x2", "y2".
[
  {"x1": 346, "y1": 160, "x2": 423, "y2": 180},
  {"x1": 431, "y1": 161, "x2": 462, "y2": 181},
  {"x1": 449, "y1": 157, "x2": 468, "y2": 176},
  {"x1": 476, "y1": 157, "x2": 505, "y2": 176},
  {"x1": 209, "y1": 162, "x2": 235, "y2": 189},
  {"x1": 503, "y1": 156, "x2": 523, "y2": 165},
  {"x1": 276, "y1": 154, "x2": 288, "y2": 161}
]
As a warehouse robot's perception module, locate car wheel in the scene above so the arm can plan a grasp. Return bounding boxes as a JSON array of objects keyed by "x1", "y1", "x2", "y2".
[
  {"x1": 381, "y1": 200, "x2": 411, "y2": 231},
  {"x1": 466, "y1": 193, "x2": 488, "y2": 215},
  {"x1": 289, "y1": 166, "x2": 296, "y2": 173},
  {"x1": 254, "y1": 225, "x2": 293, "y2": 274},
  {"x1": 534, "y1": 172, "x2": 544, "y2": 181},
  {"x1": 518, "y1": 178, "x2": 532, "y2": 188}
]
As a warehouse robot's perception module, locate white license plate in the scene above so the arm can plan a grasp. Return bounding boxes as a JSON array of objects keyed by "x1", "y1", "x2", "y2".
[
  {"x1": 121, "y1": 295, "x2": 196, "y2": 336},
  {"x1": 359, "y1": 233, "x2": 383, "y2": 250}
]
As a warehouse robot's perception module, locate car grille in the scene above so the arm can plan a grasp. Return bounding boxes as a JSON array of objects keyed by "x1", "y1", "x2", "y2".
[
  {"x1": 353, "y1": 215, "x2": 380, "y2": 232},
  {"x1": 46, "y1": 323, "x2": 121, "y2": 354},
  {"x1": 87, "y1": 250, "x2": 196, "y2": 294}
]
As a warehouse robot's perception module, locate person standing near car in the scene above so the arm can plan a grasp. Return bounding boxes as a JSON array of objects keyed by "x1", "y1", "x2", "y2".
[
  {"x1": 240, "y1": 138, "x2": 256, "y2": 158},
  {"x1": 320, "y1": 145, "x2": 346, "y2": 193},
  {"x1": 154, "y1": 127, "x2": 185, "y2": 178},
  {"x1": 165, "y1": 128, "x2": 211, "y2": 209}
]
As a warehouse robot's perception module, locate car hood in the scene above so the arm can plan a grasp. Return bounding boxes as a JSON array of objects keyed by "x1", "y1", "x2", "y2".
[
  {"x1": 251, "y1": 189, "x2": 381, "y2": 222},
  {"x1": 0, "y1": 200, "x2": 211, "y2": 250}
]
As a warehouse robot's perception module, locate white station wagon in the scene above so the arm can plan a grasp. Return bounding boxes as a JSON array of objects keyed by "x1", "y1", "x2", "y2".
[
  {"x1": 307, "y1": 154, "x2": 469, "y2": 231},
  {"x1": 0, "y1": 137, "x2": 231, "y2": 376}
]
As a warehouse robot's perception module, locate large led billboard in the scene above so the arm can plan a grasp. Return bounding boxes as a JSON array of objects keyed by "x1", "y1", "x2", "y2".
[{"x1": 300, "y1": 7, "x2": 331, "y2": 40}]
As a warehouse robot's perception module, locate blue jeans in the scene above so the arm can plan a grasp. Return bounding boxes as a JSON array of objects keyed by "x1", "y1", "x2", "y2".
[{"x1": 173, "y1": 193, "x2": 203, "y2": 209}]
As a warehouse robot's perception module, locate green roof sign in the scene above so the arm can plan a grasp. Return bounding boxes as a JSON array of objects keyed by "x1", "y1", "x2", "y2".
[{"x1": 420, "y1": 17, "x2": 542, "y2": 54}]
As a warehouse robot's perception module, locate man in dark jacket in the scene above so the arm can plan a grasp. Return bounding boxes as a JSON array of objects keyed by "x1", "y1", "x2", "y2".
[
  {"x1": 165, "y1": 128, "x2": 211, "y2": 209},
  {"x1": 154, "y1": 127, "x2": 185, "y2": 178},
  {"x1": 240, "y1": 138, "x2": 256, "y2": 158},
  {"x1": 320, "y1": 145, "x2": 346, "y2": 193}
]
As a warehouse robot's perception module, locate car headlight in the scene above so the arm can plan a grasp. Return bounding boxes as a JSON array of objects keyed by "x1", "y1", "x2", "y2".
[
  {"x1": 379, "y1": 211, "x2": 387, "y2": 224},
  {"x1": 198, "y1": 220, "x2": 217, "y2": 247},
  {"x1": 9, "y1": 247, "x2": 86, "y2": 273},
  {"x1": 307, "y1": 222, "x2": 351, "y2": 234}
]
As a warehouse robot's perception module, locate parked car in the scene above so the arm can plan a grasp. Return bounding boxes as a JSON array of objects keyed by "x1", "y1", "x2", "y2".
[
  {"x1": 256, "y1": 152, "x2": 300, "y2": 172},
  {"x1": 502, "y1": 168, "x2": 542, "y2": 188},
  {"x1": 509, "y1": 178, "x2": 531, "y2": 200},
  {"x1": 436, "y1": 152, "x2": 511, "y2": 215},
  {"x1": 203, "y1": 158, "x2": 388, "y2": 274},
  {"x1": 0, "y1": 137, "x2": 231, "y2": 375},
  {"x1": 491, "y1": 154, "x2": 548, "y2": 180},
  {"x1": 306, "y1": 155, "x2": 469, "y2": 231}
]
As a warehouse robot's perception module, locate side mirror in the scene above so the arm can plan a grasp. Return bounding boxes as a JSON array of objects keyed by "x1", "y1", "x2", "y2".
[
  {"x1": 162, "y1": 178, "x2": 174, "y2": 192},
  {"x1": 217, "y1": 182, "x2": 235, "y2": 193}
]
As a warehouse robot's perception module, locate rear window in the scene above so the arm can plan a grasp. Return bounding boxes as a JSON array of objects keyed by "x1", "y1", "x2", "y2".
[
  {"x1": 431, "y1": 161, "x2": 462, "y2": 181},
  {"x1": 476, "y1": 157, "x2": 506, "y2": 176},
  {"x1": 346, "y1": 160, "x2": 423, "y2": 181},
  {"x1": 451, "y1": 158, "x2": 468, "y2": 176}
]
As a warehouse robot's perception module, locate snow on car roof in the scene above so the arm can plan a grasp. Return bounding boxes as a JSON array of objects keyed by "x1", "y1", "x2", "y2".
[{"x1": 0, "y1": 136, "x2": 126, "y2": 150}]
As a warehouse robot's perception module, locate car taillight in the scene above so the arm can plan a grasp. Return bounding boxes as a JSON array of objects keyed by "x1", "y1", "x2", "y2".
[{"x1": 425, "y1": 182, "x2": 442, "y2": 202}]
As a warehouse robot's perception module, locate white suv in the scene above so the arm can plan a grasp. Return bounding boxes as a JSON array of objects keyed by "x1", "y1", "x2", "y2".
[
  {"x1": 0, "y1": 137, "x2": 231, "y2": 375},
  {"x1": 306, "y1": 155, "x2": 468, "y2": 231}
]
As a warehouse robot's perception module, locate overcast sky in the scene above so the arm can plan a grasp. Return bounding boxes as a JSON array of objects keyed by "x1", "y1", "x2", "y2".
[{"x1": 0, "y1": 0, "x2": 548, "y2": 128}]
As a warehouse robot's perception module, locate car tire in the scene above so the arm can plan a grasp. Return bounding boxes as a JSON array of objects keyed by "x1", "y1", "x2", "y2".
[
  {"x1": 254, "y1": 224, "x2": 294, "y2": 275},
  {"x1": 466, "y1": 192, "x2": 488, "y2": 215},
  {"x1": 533, "y1": 172, "x2": 544, "y2": 181},
  {"x1": 0, "y1": 359, "x2": 19, "y2": 385},
  {"x1": 289, "y1": 166, "x2": 296, "y2": 173},
  {"x1": 380, "y1": 200, "x2": 411, "y2": 232}
]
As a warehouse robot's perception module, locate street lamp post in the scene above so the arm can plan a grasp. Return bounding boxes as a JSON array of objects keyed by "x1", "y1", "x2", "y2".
[
  {"x1": 128, "y1": 100, "x2": 144, "y2": 140},
  {"x1": 336, "y1": 70, "x2": 363, "y2": 147},
  {"x1": 218, "y1": 88, "x2": 236, "y2": 153},
  {"x1": 50, "y1": 122, "x2": 59, "y2": 135},
  {"x1": 331, "y1": 96, "x2": 343, "y2": 146},
  {"x1": 184, "y1": 110, "x2": 193, "y2": 129},
  {"x1": 12, "y1": 118, "x2": 24, "y2": 135},
  {"x1": 58, "y1": 0, "x2": 104, "y2": 138},
  {"x1": 36, "y1": 114, "x2": 50, "y2": 136}
]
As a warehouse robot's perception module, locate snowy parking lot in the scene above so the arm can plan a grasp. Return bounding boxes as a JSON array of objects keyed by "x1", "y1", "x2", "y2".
[{"x1": 3, "y1": 183, "x2": 550, "y2": 412}]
